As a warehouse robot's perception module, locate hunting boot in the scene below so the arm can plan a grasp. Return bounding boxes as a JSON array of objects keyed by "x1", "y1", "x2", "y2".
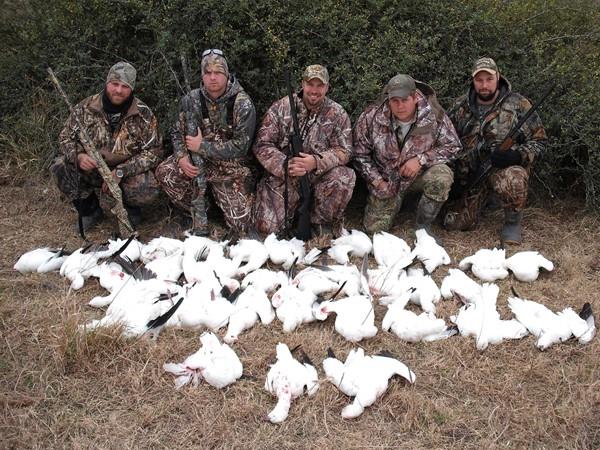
[
  {"x1": 125, "y1": 205, "x2": 143, "y2": 228},
  {"x1": 312, "y1": 219, "x2": 344, "y2": 240},
  {"x1": 73, "y1": 192, "x2": 104, "y2": 232},
  {"x1": 415, "y1": 195, "x2": 444, "y2": 240},
  {"x1": 190, "y1": 203, "x2": 209, "y2": 236},
  {"x1": 189, "y1": 169, "x2": 209, "y2": 236},
  {"x1": 332, "y1": 218, "x2": 344, "y2": 239},
  {"x1": 162, "y1": 209, "x2": 192, "y2": 238},
  {"x1": 312, "y1": 223, "x2": 332, "y2": 239},
  {"x1": 501, "y1": 208, "x2": 523, "y2": 245}
]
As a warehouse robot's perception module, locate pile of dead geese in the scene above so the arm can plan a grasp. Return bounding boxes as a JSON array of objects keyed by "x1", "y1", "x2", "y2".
[{"x1": 14, "y1": 229, "x2": 596, "y2": 421}]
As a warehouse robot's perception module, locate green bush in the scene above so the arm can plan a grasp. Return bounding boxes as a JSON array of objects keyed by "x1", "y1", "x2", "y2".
[{"x1": 1, "y1": 0, "x2": 598, "y2": 210}]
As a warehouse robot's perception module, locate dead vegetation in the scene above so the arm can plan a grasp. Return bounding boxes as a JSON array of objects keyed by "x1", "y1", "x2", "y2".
[{"x1": 1, "y1": 179, "x2": 599, "y2": 449}]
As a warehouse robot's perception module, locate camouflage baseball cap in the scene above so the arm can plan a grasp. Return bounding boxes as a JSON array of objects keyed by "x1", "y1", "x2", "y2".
[
  {"x1": 106, "y1": 62, "x2": 136, "y2": 90},
  {"x1": 386, "y1": 74, "x2": 416, "y2": 99},
  {"x1": 472, "y1": 57, "x2": 498, "y2": 77},
  {"x1": 201, "y1": 51, "x2": 229, "y2": 78},
  {"x1": 302, "y1": 64, "x2": 329, "y2": 84}
]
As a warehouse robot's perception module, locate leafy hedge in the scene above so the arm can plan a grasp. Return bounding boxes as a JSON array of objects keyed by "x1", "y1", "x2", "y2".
[{"x1": 1, "y1": 0, "x2": 599, "y2": 210}]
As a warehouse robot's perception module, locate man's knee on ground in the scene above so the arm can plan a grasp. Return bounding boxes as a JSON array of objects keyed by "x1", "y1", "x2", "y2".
[
  {"x1": 121, "y1": 172, "x2": 162, "y2": 207},
  {"x1": 154, "y1": 155, "x2": 179, "y2": 185},
  {"x1": 422, "y1": 164, "x2": 454, "y2": 202},
  {"x1": 491, "y1": 166, "x2": 529, "y2": 208}
]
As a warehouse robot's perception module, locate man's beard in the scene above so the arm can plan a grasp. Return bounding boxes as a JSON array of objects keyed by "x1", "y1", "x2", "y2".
[{"x1": 477, "y1": 90, "x2": 497, "y2": 102}]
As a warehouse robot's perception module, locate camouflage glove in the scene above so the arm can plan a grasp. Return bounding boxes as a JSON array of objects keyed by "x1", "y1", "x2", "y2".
[{"x1": 490, "y1": 148, "x2": 522, "y2": 169}]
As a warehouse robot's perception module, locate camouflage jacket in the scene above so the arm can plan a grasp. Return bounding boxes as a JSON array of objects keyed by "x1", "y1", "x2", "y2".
[
  {"x1": 253, "y1": 92, "x2": 352, "y2": 179},
  {"x1": 447, "y1": 75, "x2": 547, "y2": 186},
  {"x1": 59, "y1": 93, "x2": 164, "y2": 177},
  {"x1": 353, "y1": 82, "x2": 462, "y2": 198},
  {"x1": 172, "y1": 77, "x2": 256, "y2": 169}
]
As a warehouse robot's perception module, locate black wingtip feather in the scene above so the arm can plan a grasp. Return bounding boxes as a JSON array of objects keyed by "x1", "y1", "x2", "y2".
[
  {"x1": 326, "y1": 347, "x2": 336, "y2": 359},
  {"x1": 299, "y1": 350, "x2": 314, "y2": 367},
  {"x1": 376, "y1": 350, "x2": 397, "y2": 359},
  {"x1": 510, "y1": 285, "x2": 521, "y2": 298},
  {"x1": 57, "y1": 246, "x2": 71, "y2": 257},
  {"x1": 447, "y1": 324, "x2": 459, "y2": 337},
  {"x1": 213, "y1": 270, "x2": 223, "y2": 287},
  {"x1": 109, "y1": 234, "x2": 136, "y2": 260},
  {"x1": 289, "y1": 343, "x2": 302, "y2": 354},
  {"x1": 287, "y1": 256, "x2": 299, "y2": 280},
  {"x1": 222, "y1": 287, "x2": 242, "y2": 303},
  {"x1": 579, "y1": 302, "x2": 593, "y2": 320},
  {"x1": 146, "y1": 297, "x2": 184, "y2": 330},
  {"x1": 329, "y1": 280, "x2": 347, "y2": 301}
]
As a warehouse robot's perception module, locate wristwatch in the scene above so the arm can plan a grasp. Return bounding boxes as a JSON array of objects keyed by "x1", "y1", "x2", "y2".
[{"x1": 115, "y1": 168, "x2": 124, "y2": 179}]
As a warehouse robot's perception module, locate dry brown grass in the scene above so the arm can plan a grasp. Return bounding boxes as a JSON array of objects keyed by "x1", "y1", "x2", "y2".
[{"x1": 1, "y1": 179, "x2": 599, "y2": 450}]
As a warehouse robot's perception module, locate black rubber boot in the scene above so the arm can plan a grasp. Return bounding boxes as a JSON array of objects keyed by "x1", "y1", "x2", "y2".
[
  {"x1": 125, "y1": 205, "x2": 143, "y2": 228},
  {"x1": 415, "y1": 195, "x2": 444, "y2": 241},
  {"x1": 73, "y1": 193, "x2": 104, "y2": 233},
  {"x1": 501, "y1": 208, "x2": 523, "y2": 245}
]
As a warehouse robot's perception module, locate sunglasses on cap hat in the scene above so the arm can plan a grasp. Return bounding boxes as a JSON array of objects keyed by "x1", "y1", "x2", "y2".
[{"x1": 202, "y1": 48, "x2": 225, "y2": 57}]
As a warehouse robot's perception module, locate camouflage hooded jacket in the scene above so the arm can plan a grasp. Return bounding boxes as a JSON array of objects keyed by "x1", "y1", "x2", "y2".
[
  {"x1": 58, "y1": 93, "x2": 164, "y2": 178},
  {"x1": 353, "y1": 82, "x2": 462, "y2": 198},
  {"x1": 253, "y1": 92, "x2": 352, "y2": 179},
  {"x1": 447, "y1": 75, "x2": 547, "y2": 185},
  {"x1": 172, "y1": 77, "x2": 256, "y2": 175}
]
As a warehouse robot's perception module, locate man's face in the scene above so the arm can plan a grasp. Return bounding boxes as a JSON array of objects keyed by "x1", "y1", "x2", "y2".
[
  {"x1": 301, "y1": 78, "x2": 329, "y2": 110},
  {"x1": 105, "y1": 80, "x2": 132, "y2": 105},
  {"x1": 473, "y1": 71, "x2": 499, "y2": 103},
  {"x1": 203, "y1": 69, "x2": 228, "y2": 100},
  {"x1": 389, "y1": 94, "x2": 418, "y2": 122}
]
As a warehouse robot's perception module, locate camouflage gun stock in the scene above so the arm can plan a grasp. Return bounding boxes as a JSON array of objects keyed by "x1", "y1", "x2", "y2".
[
  {"x1": 47, "y1": 67, "x2": 134, "y2": 236},
  {"x1": 172, "y1": 53, "x2": 208, "y2": 234}
]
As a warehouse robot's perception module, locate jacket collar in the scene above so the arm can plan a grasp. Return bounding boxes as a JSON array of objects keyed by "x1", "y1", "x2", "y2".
[
  {"x1": 88, "y1": 92, "x2": 140, "y2": 119},
  {"x1": 373, "y1": 89, "x2": 433, "y2": 128}
]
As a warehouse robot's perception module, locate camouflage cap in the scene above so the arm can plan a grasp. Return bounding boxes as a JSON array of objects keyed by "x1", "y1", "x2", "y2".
[
  {"x1": 106, "y1": 62, "x2": 136, "y2": 90},
  {"x1": 386, "y1": 74, "x2": 416, "y2": 99},
  {"x1": 302, "y1": 64, "x2": 329, "y2": 84},
  {"x1": 472, "y1": 57, "x2": 498, "y2": 77},
  {"x1": 201, "y1": 52, "x2": 229, "y2": 78}
]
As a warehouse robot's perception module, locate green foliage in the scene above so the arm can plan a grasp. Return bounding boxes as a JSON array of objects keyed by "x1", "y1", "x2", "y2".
[{"x1": 0, "y1": 0, "x2": 599, "y2": 210}]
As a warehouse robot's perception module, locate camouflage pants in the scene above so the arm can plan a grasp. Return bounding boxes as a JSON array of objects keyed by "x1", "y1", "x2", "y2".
[
  {"x1": 254, "y1": 165, "x2": 356, "y2": 235},
  {"x1": 363, "y1": 164, "x2": 453, "y2": 234},
  {"x1": 51, "y1": 155, "x2": 161, "y2": 207},
  {"x1": 443, "y1": 165, "x2": 529, "y2": 231},
  {"x1": 154, "y1": 154, "x2": 255, "y2": 232}
]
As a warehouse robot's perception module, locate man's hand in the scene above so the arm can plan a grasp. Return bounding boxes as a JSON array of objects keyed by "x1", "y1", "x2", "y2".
[
  {"x1": 77, "y1": 153, "x2": 97, "y2": 171},
  {"x1": 288, "y1": 152, "x2": 317, "y2": 177},
  {"x1": 399, "y1": 156, "x2": 421, "y2": 178},
  {"x1": 101, "y1": 169, "x2": 122, "y2": 194},
  {"x1": 185, "y1": 127, "x2": 203, "y2": 152},
  {"x1": 178, "y1": 155, "x2": 200, "y2": 178}
]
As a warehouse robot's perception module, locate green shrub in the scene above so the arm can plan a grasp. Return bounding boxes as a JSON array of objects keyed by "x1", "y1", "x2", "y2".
[{"x1": 1, "y1": 0, "x2": 598, "y2": 210}]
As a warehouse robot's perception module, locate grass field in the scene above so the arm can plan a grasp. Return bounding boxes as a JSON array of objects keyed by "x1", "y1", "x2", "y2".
[{"x1": 1, "y1": 178, "x2": 599, "y2": 449}]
